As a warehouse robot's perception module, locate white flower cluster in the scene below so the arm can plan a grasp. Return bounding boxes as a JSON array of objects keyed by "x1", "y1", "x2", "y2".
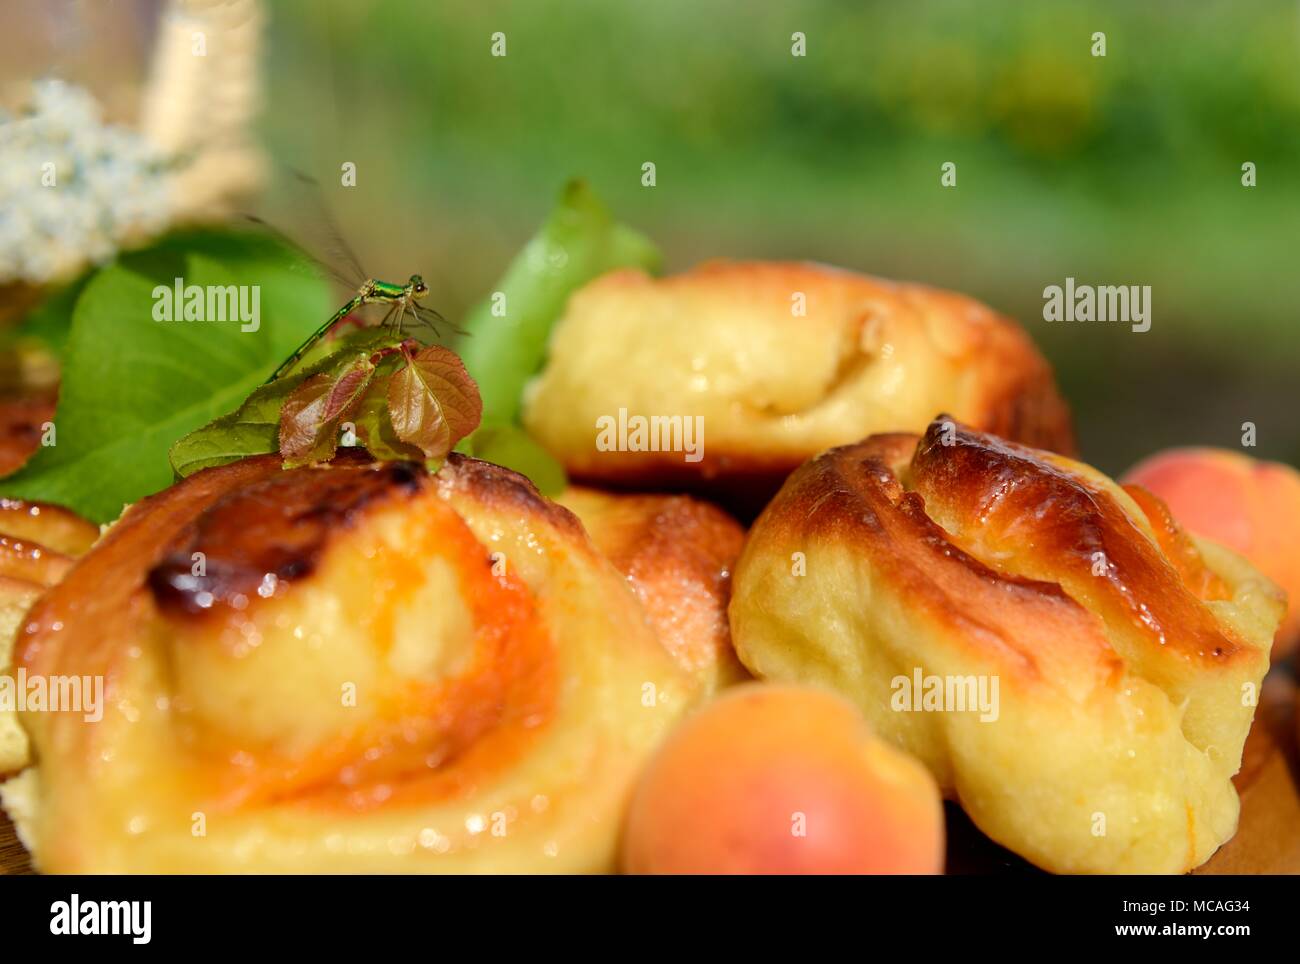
[{"x1": 0, "y1": 79, "x2": 172, "y2": 285}]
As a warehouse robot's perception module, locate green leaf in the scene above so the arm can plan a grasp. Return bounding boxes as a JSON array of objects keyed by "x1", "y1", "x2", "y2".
[
  {"x1": 386, "y1": 346, "x2": 482, "y2": 459},
  {"x1": 0, "y1": 230, "x2": 333, "y2": 522},
  {"x1": 168, "y1": 373, "x2": 303, "y2": 478},
  {"x1": 170, "y1": 326, "x2": 407, "y2": 478},
  {"x1": 457, "y1": 422, "x2": 567, "y2": 496},
  {"x1": 453, "y1": 180, "x2": 656, "y2": 499},
  {"x1": 457, "y1": 179, "x2": 660, "y2": 426}
]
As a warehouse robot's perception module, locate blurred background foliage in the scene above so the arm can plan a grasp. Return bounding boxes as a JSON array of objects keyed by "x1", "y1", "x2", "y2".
[{"x1": 3, "y1": 0, "x2": 1298, "y2": 473}]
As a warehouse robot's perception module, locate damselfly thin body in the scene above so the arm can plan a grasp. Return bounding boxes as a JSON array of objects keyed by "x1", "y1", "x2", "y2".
[
  {"x1": 253, "y1": 170, "x2": 453, "y2": 383},
  {"x1": 266, "y1": 273, "x2": 433, "y2": 382}
]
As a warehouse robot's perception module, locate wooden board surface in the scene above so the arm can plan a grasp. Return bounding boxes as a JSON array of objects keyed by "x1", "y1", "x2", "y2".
[
  {"x1": 0, "y1": 810, "x2": 31, "y2": 874},
  {"x1": 3, "y1": 670, "x2": 1296, "y2": 876}
]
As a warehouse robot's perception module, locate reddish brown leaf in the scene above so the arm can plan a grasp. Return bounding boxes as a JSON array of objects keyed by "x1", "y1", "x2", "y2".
[
  {"x1": 322, "y1": 357, "x2": 375, "y2": 424},
  {"x1": 353, "y1": 373, "x2": 425, "y2": 463},
  {"x1": 385, "y1": 346, "x2": 483, "y2": 460},
  {"x1": 279, "y1": 374, "x2": 336, "y2": 466},
  {"x1": 278, "y1": 357, "x2": 375, "y2": 468}
]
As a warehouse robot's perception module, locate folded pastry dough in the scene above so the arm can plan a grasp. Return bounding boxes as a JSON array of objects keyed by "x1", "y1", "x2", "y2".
[
  {"x1": 4, "y1": 453, "x2": 721, "y2": 873},
  {"x1": 524, "y1": 261, "x2": 1075, "y2": 501},
  {"x1": 729, "y1": 418, "x2": 1280, "y2": 873}
]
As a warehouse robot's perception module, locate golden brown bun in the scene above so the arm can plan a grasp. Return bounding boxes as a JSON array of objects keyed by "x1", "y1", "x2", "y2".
[
  {"x1": 0, "y1": 577, "x2": 44, "y2": 775},
  {"x1": 557, "y1": 486, "x2": 748, "y2": 696},
  {"x1": 524, "y1": 261, "x2": 1074, "y2": 505},
  {"x1": 0, "y1": 500, "x2": 99, "y2": 775},
  {"x1": 6, "y1": 453, "x2": 693, "y2": 872},
  {"x1": 730, "y1": 418, "x2": 1280, "y2": 874}
]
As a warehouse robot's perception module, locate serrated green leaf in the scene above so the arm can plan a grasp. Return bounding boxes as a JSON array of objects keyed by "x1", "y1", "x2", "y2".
[
  {"x1": 169, "y1": 326, "x2": 408, "y2": 478},
  {"x1": 167, "y1": 374, "x2": 303, "y2": 478},
  {"x1": 0, "y1": 230, "x2": 332, "y2": 522}
]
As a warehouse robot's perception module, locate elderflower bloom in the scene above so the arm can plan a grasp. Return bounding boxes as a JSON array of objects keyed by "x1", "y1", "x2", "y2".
[{"x1": 0, "y1": 79, "x2": 172, "y2": 285}]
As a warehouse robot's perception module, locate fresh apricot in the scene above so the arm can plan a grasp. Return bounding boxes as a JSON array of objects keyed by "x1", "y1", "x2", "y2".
[
  {"x1": 1125, "y1": 448, "x2": 1300, "y2": 659},
  {"x1": 622, "y1": 683, "x2": 944, "y2": 874}
]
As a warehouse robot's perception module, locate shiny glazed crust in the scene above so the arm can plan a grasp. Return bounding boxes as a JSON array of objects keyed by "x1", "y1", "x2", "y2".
[
  {"x1": 7, "y1": 453, "x2": 693, "y2": 872},
  {"x1": 729, "y1": 418, "x2": 1280, "y2": 873},
  {"x1": 0, "y1": 499, "x2": 99, "y2": 774},
  {"x1": 556, "y1": 486, "x2": 748, "y2": 695},
  {"x1": 524, "y1": 261, "x2": 1075, "y2": 499}
]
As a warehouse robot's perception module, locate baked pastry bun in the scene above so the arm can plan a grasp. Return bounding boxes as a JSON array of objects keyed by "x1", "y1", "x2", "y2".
[
  {"x1": 729, "y1": 417, "x2": 1280, "y2": 874},
  {"x1": 4, "y1": 453, "x2": 700, "y2": 873},
  {"x1": 556, "y1": 486, "x2": 748, "y2": 696},
  {"x1": 0, "y1": 499, "x2": 99, "y2": 775},
  {"x1": 524, "y1": 261, "x2": 1074, "y2": 503}
]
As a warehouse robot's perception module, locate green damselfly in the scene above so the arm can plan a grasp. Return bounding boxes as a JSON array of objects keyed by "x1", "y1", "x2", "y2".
[
  {"x1": 264, "y1": 271, "x2": 440, "y2": 382},
  {"x1": 252, "y1": 172, "x2": 453, "y2": 383}
]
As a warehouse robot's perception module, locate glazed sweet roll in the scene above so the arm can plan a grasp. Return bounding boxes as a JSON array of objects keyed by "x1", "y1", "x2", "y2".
[
  {"x1": 0, "y1": 499, "x2": 99, "y2": 775},
  {"x1": 4, "y1": 453, "x2": 703, "y2": 872},
  {"x1": 524, "y1": 261, "x2": 1075, "y2": 503},
  {"x1": 729, "y1": 418, "x2": 1279, "y2": 873}
]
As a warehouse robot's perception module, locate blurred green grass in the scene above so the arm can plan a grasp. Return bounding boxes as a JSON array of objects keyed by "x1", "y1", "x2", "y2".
[{"x1": 261, "y1": 0, "x2": 1300, "y2": 473}]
